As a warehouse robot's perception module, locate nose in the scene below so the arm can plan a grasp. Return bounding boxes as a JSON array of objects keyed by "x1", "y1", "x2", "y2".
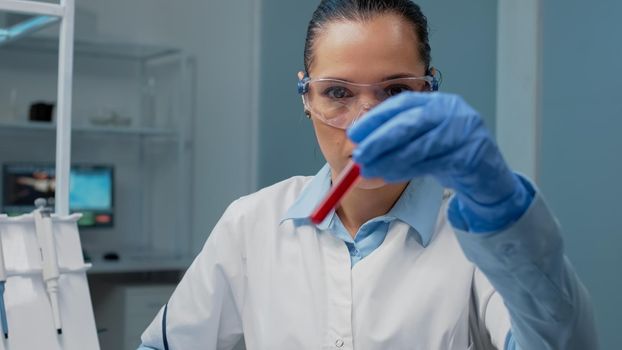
[
  {"x1": 359, "y1": 103, "x2": 373, "y2": 114},
  {"x1": 357, "y1": 89, "x2": 384, "y2": 109},
  {"x1": 348, "y1": 103, "x2": 373, "y2": 128}
]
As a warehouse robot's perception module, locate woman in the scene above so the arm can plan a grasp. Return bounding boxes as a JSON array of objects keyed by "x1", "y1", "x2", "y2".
[{"x1": 140, "y1": 1, "x2": 598, "y2": 349}]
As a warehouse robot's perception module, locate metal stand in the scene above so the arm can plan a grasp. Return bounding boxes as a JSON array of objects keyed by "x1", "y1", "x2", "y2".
[{"x1": 0, "y1": 0, "x2": 75, "y2": 215}]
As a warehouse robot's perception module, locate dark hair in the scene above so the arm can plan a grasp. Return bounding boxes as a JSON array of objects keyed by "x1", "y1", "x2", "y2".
[{"x1": 303, "y1": 0, "x2": 431, "y2": 74}]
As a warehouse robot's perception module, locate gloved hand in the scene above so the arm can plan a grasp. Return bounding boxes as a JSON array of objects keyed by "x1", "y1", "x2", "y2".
[{"x1": 348, "y1": 92, "x2": 532, "y2": 232}]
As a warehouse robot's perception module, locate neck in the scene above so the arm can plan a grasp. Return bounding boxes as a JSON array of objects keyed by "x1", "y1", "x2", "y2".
[{"x1": 336, "y1": 180, "x2": 408, "y2": 238}]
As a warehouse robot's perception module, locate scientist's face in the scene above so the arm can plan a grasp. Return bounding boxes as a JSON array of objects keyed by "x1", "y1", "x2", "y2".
[{"x1": 301, "y1": 14, "x2": 426, "y2": 188}]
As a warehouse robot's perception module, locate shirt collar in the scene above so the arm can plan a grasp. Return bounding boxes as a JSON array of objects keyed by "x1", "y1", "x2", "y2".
[
  {"x1": 281, "y1": 163, "x2": 333, "y2": 226},
  {"x1": 281, "y1": 163, "x2": 444, "y2": 247}
]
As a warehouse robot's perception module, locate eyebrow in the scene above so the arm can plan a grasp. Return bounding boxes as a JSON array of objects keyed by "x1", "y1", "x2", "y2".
[
  {"x1": 382, "y1": 73, "x2": 421, "y2": 80},
  {"x1": 318, "y1": 73, "x2": 420, "y2": 83}
]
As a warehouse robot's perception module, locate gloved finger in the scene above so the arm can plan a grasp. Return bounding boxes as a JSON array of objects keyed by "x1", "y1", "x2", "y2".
[
  {"x1": 352, "y1": 104, "x2": 444, "y2": 165},
  {"x1": 403, "y1": 135, "x2": 494, "y2": 185},
  {"x1": 394, "y1": 113, "x2": 469, "y2": 163},
  {"x1": 358, "y1": 146, "x2": 432, "y2": 181},
  {"x1": 352, "y1": 107, "x2": 423, "y2": 165},
  {"x1": 377, "y1": 98, "x2": 487, "y2": 167},
  {"x1": 347, "y1": 92, "x2": 433, "y2": 144},
  {"x1": 402, "y1": 154, "x2": 457, "y2": 182},
  {"x1": 360, "y1": 128, "x2": 467, "y2": 182},
  {"x1": 359, "y1": 153, "x2": 414, "y2": 182}
]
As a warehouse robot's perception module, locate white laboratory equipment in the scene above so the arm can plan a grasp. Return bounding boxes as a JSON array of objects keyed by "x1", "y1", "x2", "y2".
[{"x1": 0, "y1": 212, "x2": 99, "y2": 350}]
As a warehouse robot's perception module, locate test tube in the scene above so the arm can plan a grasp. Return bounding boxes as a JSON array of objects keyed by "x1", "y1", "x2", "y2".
[{"x1": 309, "y1": 161, "x2": 361, "y2": 225}]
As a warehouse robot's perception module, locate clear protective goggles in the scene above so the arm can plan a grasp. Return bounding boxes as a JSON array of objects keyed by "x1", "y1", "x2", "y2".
[{"x1": 297, "y1": 70, "x2": 441, "y2": 130}]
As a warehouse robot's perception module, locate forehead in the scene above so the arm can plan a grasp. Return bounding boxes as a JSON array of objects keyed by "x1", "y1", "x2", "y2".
[{"x1": 309, "y1": 13, "x2": 425, "y2": 82}]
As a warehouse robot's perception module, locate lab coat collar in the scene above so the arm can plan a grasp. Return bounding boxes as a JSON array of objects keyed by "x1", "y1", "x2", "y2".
[{"x1": 281, "y1": 163, "x2": 445, "y2": 247}]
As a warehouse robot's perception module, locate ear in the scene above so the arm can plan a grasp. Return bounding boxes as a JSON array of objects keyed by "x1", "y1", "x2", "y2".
[
  {"x1": 301, "y1": 95, "x2": 311, "y2": 119},
  {"x1": 297, "y1": 71, "x2": 305, "y2": 80}
]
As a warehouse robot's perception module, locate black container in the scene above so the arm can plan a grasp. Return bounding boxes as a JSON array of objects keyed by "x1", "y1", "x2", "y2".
[{"x1": 29, "y1": 102, "x2": 55, "y2": 122}]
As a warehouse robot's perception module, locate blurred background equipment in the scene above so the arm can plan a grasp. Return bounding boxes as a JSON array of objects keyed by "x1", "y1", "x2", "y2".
[
  {"x1": 0, "y1": 210, "x2": 100, "y2": 349},
  {"x1": 28, "y1": 101, "x2": 54, "y2": 122},
  {"x1": 3, "y1": 163, "x2": 114, "y2": 228}
]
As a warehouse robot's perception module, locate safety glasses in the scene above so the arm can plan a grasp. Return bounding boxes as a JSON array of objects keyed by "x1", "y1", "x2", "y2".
[{"x1": 297, "y1": 72, "x2": 441, "y2": 130}]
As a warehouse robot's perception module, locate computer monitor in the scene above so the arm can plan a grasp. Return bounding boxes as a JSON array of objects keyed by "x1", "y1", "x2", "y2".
[{"x1": 2, "y1": 163, "x2": 114, "y2": 228}]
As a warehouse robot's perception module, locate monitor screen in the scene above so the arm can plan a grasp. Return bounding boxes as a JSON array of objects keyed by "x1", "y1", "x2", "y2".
[{"x1": 2, "y1": 163, "x2": 114, "y2": 227}]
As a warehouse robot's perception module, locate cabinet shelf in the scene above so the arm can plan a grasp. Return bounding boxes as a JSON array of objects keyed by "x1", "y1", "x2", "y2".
[
  {"x1": 0, "y1": 120, "x2": 178, "y2": 137},
  {"x1": 0, "y1": 15, "x2": 59, "y2": 46},
  {"x1": 87, "y1": 256, "x2": 193, "y2": 274},
  {"x1": 1, "y1": 36, "x2": 181, "y2": 60}
]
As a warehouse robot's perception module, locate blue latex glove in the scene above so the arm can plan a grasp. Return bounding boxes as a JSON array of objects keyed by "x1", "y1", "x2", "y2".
[{"x1": 348, "y1": 92, "x2": 531, "y2": 232}]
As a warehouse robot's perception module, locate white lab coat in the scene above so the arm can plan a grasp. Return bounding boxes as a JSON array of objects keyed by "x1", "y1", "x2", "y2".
[{"x1": 141, "y1": 175, "x2": 520, "y2": 350}]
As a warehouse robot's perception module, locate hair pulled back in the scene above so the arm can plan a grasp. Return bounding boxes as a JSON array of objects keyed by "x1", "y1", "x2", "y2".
[{"x1": 303, "y1": 0, "x2": 431, "y2": 73}]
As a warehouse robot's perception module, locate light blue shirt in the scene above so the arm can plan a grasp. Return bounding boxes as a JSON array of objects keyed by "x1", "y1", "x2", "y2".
[
  {"x1": 281, "y1": 163, "x2": 444, "y2": 267},
  {"x1": 139, "y1": 165, "x2": 597, "y2": 350}
]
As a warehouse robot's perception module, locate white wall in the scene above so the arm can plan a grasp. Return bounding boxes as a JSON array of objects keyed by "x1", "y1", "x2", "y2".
[
  {"x1": 496, "y1": 0, "x2": 540, "y2": 179},
  {"x1": 538, "y1": 1, "x2": 622, "y2": 347}
]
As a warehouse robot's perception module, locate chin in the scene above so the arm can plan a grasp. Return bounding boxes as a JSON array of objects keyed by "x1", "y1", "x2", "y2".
[{"x1": 355, "y1": 177, "x2": 388, "y2": 190}]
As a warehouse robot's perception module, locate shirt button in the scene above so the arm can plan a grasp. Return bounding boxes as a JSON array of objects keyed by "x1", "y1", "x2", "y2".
[{"x1": 335, "y1": 339, "x2": 344, "y2": 348}]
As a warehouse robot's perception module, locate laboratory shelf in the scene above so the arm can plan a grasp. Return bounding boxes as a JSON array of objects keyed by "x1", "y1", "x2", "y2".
[
  {"x1": 0, "y1": 0, "x2": 64, "y2": 17},
  {"x1": 1, "y1": 36, "x2": 182, "y2": 60},
  {"x1": 0, "y1": 14, "x2": 59, "y2": 46},
  {"x1": 87, "y1": 256, "x2": 193, "y2": 274},
  {"x1": 0, "y1": 120, "x2": 178, "y2": 137}
]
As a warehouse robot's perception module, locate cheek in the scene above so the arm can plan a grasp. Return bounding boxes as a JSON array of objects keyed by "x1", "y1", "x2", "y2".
[{"x1": 312, "y1": 120, "x2": 351, "y2": 158}]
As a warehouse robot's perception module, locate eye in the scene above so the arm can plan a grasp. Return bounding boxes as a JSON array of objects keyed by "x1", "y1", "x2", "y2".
[
  {"x1": 322, "y1": 86, "x2": 354, "y2": 100},
  {"x1": 384, "y1": 84, "x2": 413, "y2": 97}
]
